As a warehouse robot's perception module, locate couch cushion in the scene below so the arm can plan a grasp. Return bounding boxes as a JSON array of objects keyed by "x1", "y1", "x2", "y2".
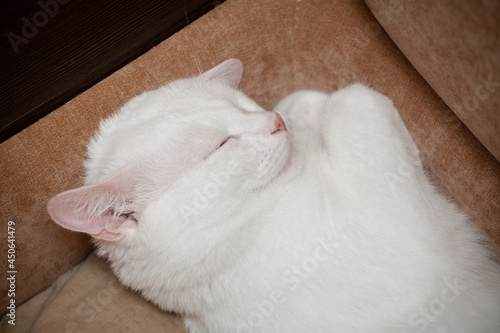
[
  {"x1": 365, "y1": 0, "x2": 500, "y2": 162},
  {"x1": 0, "y1": 253, "x2": 187, "y2": 332},
  {"x1": 1, "y1": 0, "x2": 499, "y2": 318}
]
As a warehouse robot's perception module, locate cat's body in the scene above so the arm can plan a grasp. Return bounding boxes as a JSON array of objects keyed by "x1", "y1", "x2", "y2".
[{"x1": 49, "y1": 59, "x2": 500, "y2": 332}]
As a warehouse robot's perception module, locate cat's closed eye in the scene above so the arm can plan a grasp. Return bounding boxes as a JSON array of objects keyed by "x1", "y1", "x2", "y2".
[
  {"x1": 203, "y1": 136, "x2": 236, "y2": 160},
  {"x1": 217, "y1": 136, "x2": 237, "y2": 149},
  {"x1": 218, "y1": 137, "x2": 230, "y2": 148}
]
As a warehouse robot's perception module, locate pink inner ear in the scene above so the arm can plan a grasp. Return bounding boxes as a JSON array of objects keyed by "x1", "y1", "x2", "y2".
[
  {"x1": 47, "y1": 171, "x2": 137, "y2": 241},
  {"x1": 201, "y1": 58, "x2": 243, "y2": 88}
]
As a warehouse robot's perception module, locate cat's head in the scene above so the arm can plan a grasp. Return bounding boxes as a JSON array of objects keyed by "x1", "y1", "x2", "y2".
[{"x1": 47, "y1": 59, "x2": 291, "y2": 265}]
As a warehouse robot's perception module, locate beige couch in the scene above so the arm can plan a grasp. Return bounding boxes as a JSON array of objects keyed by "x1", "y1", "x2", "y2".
[{"x1": 1, "y1": 0, "x2": 499, "y2": 331}]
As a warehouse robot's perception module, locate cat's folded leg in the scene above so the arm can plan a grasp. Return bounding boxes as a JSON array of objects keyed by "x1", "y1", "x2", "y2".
[{"x1": 319, "y1": 83, "x2": 425, "y2": 188}]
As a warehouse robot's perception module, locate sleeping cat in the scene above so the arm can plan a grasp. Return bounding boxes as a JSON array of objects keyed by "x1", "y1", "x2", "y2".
[{"x1": 48, "y1": 59, "x2": 500, "y2": 332}]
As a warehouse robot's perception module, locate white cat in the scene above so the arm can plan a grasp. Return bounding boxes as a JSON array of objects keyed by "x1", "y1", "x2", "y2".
[{"x1": 48, "y1": 59, "x2": 500, "y2": 332}]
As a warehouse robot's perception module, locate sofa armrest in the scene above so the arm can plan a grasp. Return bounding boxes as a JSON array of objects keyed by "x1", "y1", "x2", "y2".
[{"x1": 365, "y1": 0, "x2": 500, "y2": 162}]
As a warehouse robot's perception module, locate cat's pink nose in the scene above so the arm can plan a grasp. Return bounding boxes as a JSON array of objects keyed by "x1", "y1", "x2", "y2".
[{"x1": 272, "y1": 113, "x2": 287, "y2": 134}]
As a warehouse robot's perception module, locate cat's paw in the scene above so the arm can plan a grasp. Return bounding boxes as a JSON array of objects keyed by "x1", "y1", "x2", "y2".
[
  {"x1": 273, "y1": 90, "x2": 328, "y2": 139},
  {"x1": 327, "y1": 83, "x2": 407, "y2": 126},
  {"x1": 335, "y1": 83, "x2": 419, "y2": 152}
]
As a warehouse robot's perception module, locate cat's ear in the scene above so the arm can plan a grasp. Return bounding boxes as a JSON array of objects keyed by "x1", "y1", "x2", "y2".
[
  {"x1": 47, "y1": 171, "x2": 137, "y2": 241},
  {"x1": 201, "y1": 58, "x2": 243, "y2": 88}
]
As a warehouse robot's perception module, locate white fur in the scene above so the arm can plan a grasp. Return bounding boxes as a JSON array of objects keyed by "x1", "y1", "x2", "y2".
[{"x1": 50, "y1": 60, "x2": 500, "y2": 332}]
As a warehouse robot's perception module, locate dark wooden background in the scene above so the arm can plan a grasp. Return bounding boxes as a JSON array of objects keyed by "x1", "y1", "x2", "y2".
[{"x1": 0, "y1": 0, "x2": 222, "y2": 143}]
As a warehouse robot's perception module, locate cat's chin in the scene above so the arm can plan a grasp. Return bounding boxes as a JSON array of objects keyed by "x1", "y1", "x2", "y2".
[
  {"x1": 277, "y1": 143, "x2": 293, "y2": 176},
  {"x1": 271, "y1": 134, "x2": 294, "y2": 181}
]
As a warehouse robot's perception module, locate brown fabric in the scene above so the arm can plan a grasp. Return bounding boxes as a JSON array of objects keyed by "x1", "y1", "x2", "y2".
[
  {"x1": 0, "y1": 253, "x2": 187, "y2": 332},
  {"x1": 1, "y1": 0, "x2": 500, "y2": 323},
  {"x1": 365, "y1": 0, "x2": 500, "y2": 162}
]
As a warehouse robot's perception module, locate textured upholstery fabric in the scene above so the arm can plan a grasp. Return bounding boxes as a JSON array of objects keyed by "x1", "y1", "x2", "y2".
[
  {"x1": 1, "y1": 0, "x2": 499, "y2": 328},
  {"x1": 0, "y1": 253, "x2": 187, "y2": 332},
  {"x1": 365, "y1": 0, "x2": 500, "y2": 162}
]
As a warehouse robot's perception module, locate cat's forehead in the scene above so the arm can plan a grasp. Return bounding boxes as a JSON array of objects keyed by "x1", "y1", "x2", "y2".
[
  {"x1": 85, "y1": 77, "x2": 252, "y2": 184},
  {"x1": 122, "y1": 77, "x2": 254, "y2": 120}
]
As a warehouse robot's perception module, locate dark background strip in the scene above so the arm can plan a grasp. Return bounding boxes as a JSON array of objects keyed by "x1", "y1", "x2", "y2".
[{"x1": 0, "y1": 0, "x2": 223, "y2": 143}]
